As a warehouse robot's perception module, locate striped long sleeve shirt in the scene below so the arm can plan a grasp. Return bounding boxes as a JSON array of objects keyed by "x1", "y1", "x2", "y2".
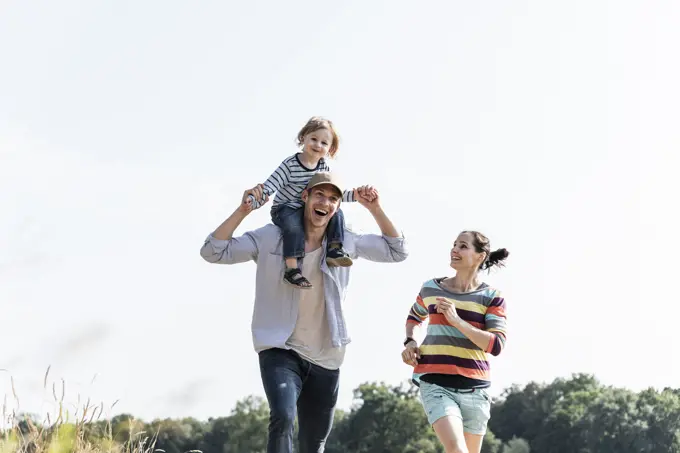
[
  {"x1": 251, "y1": 153, "x2": 356, "y2": 209},
  {"x1": 407, "y1": 278, "x2": 507, "y2": 389}
]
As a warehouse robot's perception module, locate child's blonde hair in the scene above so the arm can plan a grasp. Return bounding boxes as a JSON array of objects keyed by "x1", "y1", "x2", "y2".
[{"x1": 296, "y1": 116, "x2": 340, "y2": 158}]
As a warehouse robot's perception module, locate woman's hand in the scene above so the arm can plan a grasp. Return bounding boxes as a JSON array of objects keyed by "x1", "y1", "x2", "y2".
[
  {"x1": 436, "y1": 297, "x2": 462, "y2": 327},
  {"x1": 401, "y1": 340, "x2": 421, "y2": 367}
]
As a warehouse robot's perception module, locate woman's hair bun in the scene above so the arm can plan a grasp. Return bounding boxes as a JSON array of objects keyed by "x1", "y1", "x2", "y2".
[{"x1": 482, "y1": 248, "x2": 509, "y2": 270}]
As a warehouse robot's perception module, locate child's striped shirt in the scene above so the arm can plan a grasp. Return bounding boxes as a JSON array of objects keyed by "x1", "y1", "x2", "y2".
[
  {"x1": 407, "y1": 278, "x2": 508, "y2": 389},
  {"x1": 251, "y1": 153, "x2": 355, "y2": 209}
]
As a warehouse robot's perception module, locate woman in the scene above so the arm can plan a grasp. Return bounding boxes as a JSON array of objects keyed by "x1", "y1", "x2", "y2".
[{"x1": 401, "y1": 230, "x2": 509, "y2": 453}]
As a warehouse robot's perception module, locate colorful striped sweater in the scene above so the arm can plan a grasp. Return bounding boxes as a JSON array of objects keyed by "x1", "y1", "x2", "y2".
[{"x1": 407, "y1": 278, "x2": 507, "y2": 388}]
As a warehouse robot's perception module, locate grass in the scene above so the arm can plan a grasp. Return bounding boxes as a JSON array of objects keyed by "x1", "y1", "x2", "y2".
[{"x1": 1, "y1": 367, "x2": 160, "y2": 453}]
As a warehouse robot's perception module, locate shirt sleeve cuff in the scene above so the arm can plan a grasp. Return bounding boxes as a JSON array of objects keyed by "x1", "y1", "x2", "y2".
[
  {"x1": 383, "y1": 232, "x2": 406, "y2": 242},
  {"x1": 206, "y1": 233, "x2": 230, "y2": 247}
]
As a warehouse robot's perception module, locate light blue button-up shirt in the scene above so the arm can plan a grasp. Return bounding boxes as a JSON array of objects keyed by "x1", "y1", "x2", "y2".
[{"x1": 200, "y1": 224, "x2": 408, "y2": 353}]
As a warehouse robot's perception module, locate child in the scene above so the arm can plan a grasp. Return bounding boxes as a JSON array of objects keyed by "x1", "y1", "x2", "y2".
[{"x1": 246, "y1": 116, "x2": 371, "y2": 290}]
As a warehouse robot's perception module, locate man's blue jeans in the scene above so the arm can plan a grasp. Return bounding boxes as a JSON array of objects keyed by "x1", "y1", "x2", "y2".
[{"x1": 258, "y1": 348, "x2": 340, "y2": 453}]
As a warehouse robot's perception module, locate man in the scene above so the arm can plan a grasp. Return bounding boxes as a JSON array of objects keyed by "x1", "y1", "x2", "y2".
[{"x1": 199, "y1": 172, "x2": 408, "y2": 453}]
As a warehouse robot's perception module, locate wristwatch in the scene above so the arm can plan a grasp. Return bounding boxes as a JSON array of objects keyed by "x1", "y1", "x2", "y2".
[{"x1": 403, "y1": 337, "x2": 416, "y2": 346}]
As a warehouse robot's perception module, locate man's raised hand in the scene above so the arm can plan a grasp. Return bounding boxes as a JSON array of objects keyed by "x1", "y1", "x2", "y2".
[
  {"x1": 240, "y1": 184, "x2": 268, "y2": 213},
  {"x1": 356, "y1": 185, "x2": 380, "y2": 212}
]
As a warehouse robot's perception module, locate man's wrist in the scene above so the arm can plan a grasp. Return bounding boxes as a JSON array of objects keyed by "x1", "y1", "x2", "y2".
[
  {"x1": 367, "y1": 204, "x2": 384, "y2": 216},
  {"x1": 404, "y1": 336, "x2": 417, "y2": 347},
  {"x1": 235, "y1": 204, "x2": 251, "y2": 217}
]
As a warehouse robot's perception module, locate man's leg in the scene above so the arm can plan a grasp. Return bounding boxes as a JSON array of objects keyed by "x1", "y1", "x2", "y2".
[
  {"x1": 296, "y1": 363, "x2": 340, "y2": 453},
  {"x1": 259, "y1": 348, "x2": 304, "y2": 453}
]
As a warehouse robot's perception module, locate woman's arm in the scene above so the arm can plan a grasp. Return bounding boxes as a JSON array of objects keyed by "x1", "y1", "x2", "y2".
[
  {"x1": 435, "y1": 294, "x2": 507, "y2": 356},
  {"x1": 401, "y1": 295, "x2": 428, "y2": 366}
]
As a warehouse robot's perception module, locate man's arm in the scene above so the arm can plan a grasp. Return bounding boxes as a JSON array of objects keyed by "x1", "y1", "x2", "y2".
[
  {"x1": 367, "y1": 204, "x2": 399, "y2": 238},
  {"x1": 351, "y1": 187, "x2": 408, "y2": 263},
  {"x1": 212, "y1": 207, "x2": 248, "y2": 241},
  {"x1": 200, "y1": 187, "x2": 269, "y2": 264}
]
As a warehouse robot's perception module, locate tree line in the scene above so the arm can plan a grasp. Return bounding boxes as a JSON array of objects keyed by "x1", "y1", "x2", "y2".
[{"x1": 7, "y1": 373, "x2": 680, "y2": 453}]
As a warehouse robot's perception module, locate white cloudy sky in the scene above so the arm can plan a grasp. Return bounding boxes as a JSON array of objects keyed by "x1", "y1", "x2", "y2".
[{"x1": 1, "y1": 1, "x2": 678, "y2": 422}]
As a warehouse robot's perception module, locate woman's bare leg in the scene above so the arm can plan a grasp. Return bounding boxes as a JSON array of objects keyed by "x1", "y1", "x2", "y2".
[
  {"x1": 463, "y1": 432, "x2": 484, "y2": 453},
  {"x1": 432, "y1": 416, "x2": 468, "y2": 453}
]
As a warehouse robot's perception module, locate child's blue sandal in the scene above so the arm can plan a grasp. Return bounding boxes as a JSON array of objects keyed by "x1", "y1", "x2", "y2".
[{"x1": 283, "y1": 268, "x2": 313, "y2": 289}]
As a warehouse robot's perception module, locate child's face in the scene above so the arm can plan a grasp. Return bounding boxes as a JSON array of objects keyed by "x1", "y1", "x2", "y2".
[{"x1": 301, "y1": 128, "x2": 333, "y2": 159}]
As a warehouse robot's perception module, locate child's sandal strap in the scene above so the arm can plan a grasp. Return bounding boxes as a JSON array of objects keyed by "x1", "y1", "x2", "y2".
[{"x1": 283, "y1": 268, "x2": 313, "y2": 289}]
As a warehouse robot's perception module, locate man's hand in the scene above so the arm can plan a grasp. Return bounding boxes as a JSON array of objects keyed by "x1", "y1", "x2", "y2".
[
  {"x1": 358, "y1": 186, "x2": 377, "y2": 201},
  {"x1": 356, "y1": 185, "x2": 381, "y2": 212},
  {"x1": 401, "y1": 341, "x2": 421, "y2": 367},
  {"x1": 240, "y1": 184, "x2": 269, "y2": 213}
]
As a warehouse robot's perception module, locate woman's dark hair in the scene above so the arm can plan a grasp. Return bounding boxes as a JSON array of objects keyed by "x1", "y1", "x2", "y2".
[{"x1": 461, "y1": 231, "x2": 510, "y2": 272}]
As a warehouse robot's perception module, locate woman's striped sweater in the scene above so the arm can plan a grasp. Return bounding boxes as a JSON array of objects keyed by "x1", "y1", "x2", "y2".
[{"x1": 407, "y1": 278, "x2": 508, "y2": 388}]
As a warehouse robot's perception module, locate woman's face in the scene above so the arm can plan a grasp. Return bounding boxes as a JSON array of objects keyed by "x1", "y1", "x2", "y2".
[{"x1": 450, "y1": 232, "x2": 486, "y2": 271}]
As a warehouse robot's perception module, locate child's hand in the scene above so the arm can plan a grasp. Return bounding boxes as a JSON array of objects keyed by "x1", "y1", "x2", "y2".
[{"x1": 241, "y1": 184, "x2": 268, "y2": 212}]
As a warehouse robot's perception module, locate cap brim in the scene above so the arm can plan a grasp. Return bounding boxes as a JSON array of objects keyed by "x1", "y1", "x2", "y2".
[{"x1": 309, "y1": 182, "x2": 343, "y2": 197}]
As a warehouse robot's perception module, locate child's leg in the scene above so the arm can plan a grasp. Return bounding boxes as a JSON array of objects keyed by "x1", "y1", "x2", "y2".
[
  {"x1": 271, "y1": 205, "x2": 312, "y2": 289},
  {"x1": 325, "y1": 208, "x2": 353, "y2": 267}
]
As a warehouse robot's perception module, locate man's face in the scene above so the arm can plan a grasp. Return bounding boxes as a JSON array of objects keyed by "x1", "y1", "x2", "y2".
[{"x1": 301, "y1": 185, "x2": 342, "y2": 229}]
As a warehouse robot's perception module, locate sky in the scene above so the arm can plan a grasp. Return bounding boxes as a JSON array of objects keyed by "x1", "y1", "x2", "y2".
[{"x1": 1, "y1": 0, "x2": 678, "y2": 423}]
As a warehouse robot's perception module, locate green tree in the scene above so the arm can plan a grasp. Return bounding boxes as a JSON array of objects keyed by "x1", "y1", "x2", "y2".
[
  {"x1": 502, "y1": 437, "x2": 530, "y2": 453},
  {"x1": 574, "y1": 387, "x2": 647, "y2": 453},
  {"x1": 110, "y1": 413, "x2": 147, "y2": 448},
  {"x1": 481, "y1": 430, "x2": 502, "y2": 453},
  {"x1": 219, "y1": 395, "x2": 269, "y2": 453},
  {"x1": 531, "y1": 387, "x2": 598, "y2": 453},
  {"x1": 488, "y1": 374, "x2": 680, "y2": 453},
  {"x1": 632, "y1": 387, "x2": 680, "y2": 452},
  {"x1": 197, "y1": 416, "x2": 232, "y2": 453},
  {"x1": 327, "y1": 382, "x2": 441, "y2": 453},
  {"x1": 12, "y1": 376, "x2": 679, "y2": 452},
  {"x1": 149, "y1": 417, "x2": 204, "y2": 453},
  {"x1": 489, "y1": 373, "x2": 600, "y2": 446}
]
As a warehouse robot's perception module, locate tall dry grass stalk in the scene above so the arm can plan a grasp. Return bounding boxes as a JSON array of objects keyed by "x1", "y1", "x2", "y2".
[{"x1": 1, "y1": 367, "x2": 160, "y2": 453}]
